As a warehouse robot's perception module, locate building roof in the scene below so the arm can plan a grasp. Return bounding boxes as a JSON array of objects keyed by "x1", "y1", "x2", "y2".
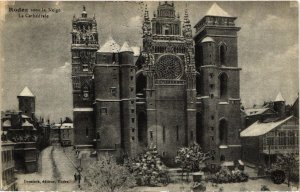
[
  {"x1": 60, "y1": 123, "x2": 73, "y2": 129},
  {"x1": 201, "y1": 37, "x2": 215, "y2": 43},
  {"x1": 240, "y1": 116, "x2": 293, "y2": 137},
  {"x1": 22, "y1": 114, "x2": 30, "y2": 119},
  {"x1": 97, "y1": 37, "x2": 120, "y2": 53},
  {"x1": 244, "y1": 108, "x2": 270, "y2": 116},
  {"x1": 131, "y1": 46, "x2": 140, "y2": 56},
  {"x1": 119, "y1": 41, "x2": 133, "y2": 53},
  {"x1": 206, "y1": 3, "x2": 231, "y2": 17},
  {"x1": 22, "y1": 120, "x2": 34, "y2": 127},
  {"x1": 2, "y1": 120, "x2": 11, "y2": 127},
  {"x1": 275, "y1": 92, "x2": 285, "y2": 102},
  {"x1": 18, "y1": 86, "x2": 34, "y2": 97}
]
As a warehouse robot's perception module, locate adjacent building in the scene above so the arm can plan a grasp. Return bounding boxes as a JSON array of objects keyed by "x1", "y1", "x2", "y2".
[
  {"x1": 71, "y1": 3, "x2": 242, "y2": 165},
  {"x1": 1, "y1": 140, "x2": 17, "y2": 191},
  {"x1": 240, "y1": 94, "x2": 299, "y2": 166},
  {"x1": 60, "y1": 123, "x2": 74, "y2": 146},
  {"x1": 1, "y1": 87, "x2": 49, "y2": 173}
]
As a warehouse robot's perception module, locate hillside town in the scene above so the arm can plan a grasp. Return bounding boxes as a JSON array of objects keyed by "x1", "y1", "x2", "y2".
[{"x1": 1, "y1": 2, "x2": 299, "y2": 192}]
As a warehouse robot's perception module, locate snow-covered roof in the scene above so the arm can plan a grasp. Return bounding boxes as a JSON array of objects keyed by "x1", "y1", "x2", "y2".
[
  {"x1": 244, "y1": 108, "x2": 270, "y2": 116},
  {"x1": 18, "y1": 86, "x2": 34, "y2": 97},
  {"x1": 22, "y1": 114, "x2": 30, "y2": 119},
  {"x1": 2, "y1": 120, "x2": 11, "y2": 127},
  {"x1": 206, "y1": 3, "x2": 231, "y2": 17},
  {"x1": 131, "y1": 46, "x2": 140, "y2": 57},
  {"x1": 275, "y1": 92, "x2": 285, "y2": 102},
  {"x1": 201, "y1": 37, "x2": 215, "y2": 43},
  {"x1": 60, "y1": 123, "x2": 73, "y2": 129},
  {"x1": 119, "y1": 42, "x2": 133, "y2": 53},
  {"x1": 240, "y1": 116, "x2": 293, "y2": 137},
  {"x1": 97, "y1": 37, "x2": 120, "y2": 53},
  {"x1": 22, "y1": 120, "x2": 34, "y2": 127}
]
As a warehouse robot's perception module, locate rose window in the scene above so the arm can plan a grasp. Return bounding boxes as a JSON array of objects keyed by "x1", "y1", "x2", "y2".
[{"x1": 155, "y1": 54, "x2": 183, "y2": 79}]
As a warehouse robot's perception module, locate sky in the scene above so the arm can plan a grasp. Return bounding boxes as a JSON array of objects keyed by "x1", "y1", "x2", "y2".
[{"x1": 0, "y1": 1, "x2": 298, "y2": 122}]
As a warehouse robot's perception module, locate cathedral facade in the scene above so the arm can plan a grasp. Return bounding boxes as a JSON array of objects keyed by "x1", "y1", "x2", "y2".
[{"x1": 71, "y1": 2, "x2": 241, "y2": 165}]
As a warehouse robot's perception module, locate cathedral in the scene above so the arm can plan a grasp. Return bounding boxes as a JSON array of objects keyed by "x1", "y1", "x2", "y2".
[{"x1": 71, "y1": 2, "x2": 242, "y2": 165}]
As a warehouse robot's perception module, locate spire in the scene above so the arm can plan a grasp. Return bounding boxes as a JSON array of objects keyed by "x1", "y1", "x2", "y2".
[
  {"x1": 144, "y1": 4, "x2": 149, "y2": 20},
  {"x1": 18, "y1": 87, "x2": 35, "y2": 97},
  {"x1": 182, "y1": 6, "x2": 192, "y2": 38},
  {"x1": 275, "y1": 92, "x2": 285, "y2": 102},
  {"x1": 82, "y1": 5, "x2": 87, "y2": 18},
  {"x1": 206, "y1": 3, "x2": 231, "y2": 17},
  {"x1": 97, "y1": 37, "x2": 120, "y2": 53},
  {"x1": 142, "y1": 4, "x2": 151, "y2": 36},
  {"x1": 120, "y1": 42, "x2": 133, "y2": 53}
]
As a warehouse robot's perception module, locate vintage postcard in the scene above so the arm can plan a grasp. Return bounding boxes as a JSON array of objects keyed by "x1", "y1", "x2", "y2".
[{"x1": 0, "y1": 1, "x2": 299, "y2": 191}]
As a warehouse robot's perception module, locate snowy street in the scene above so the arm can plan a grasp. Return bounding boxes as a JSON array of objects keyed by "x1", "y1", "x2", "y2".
[{"x1": 16, "y1": 146, "x2": 78, "y2": 191}]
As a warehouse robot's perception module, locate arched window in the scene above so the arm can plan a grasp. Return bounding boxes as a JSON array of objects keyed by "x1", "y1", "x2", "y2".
[
  {"x1": 136, "y1": 73, "x2": 147, "y2": 97},
  {"x1": 138, "y1": 112, "x2": 147, "y2": 145},
  {"x1": 219, "y1": 73, "x2": 228, "y2": 100},
  {"x1": 219, "y1": 44, "x2": 227, "y2": 65},
  {"x1": 196, "y1": 112, "x2": 202, "y2": 144},
  {"x1": 219, "y1": 119, "x2": 228, "y2": 145},
  {"x1": 220, "y1": 155, "x2": 225, "y2": 162}
]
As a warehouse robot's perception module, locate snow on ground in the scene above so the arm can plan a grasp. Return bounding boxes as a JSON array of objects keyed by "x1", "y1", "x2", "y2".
[
  {"x1": 52, "y1": 146, "x2": 78, "y2": 191},
  {"x1": 130, "y1": 179, "x2": 296, "y2": 192},
  {"x1": 16, "y1": 146, "x2": 56, "y2": 191},
  {"x1": 16, "y1": 146, "x2": 78, "y2": 191}
]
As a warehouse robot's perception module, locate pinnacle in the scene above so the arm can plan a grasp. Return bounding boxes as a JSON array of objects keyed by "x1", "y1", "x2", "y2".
[
  {"x1": 18, "y1": 86, "x2": 35, "y2": 97},
  {"x1": 206, "y1": 3, "x2": 231, "y2": 17},
  {"x1": 120, "y1": 42, "x2": 133, "y2": 53},
  {"x1": 275, "y1": 92, "x2": 285, "y2": 102}
]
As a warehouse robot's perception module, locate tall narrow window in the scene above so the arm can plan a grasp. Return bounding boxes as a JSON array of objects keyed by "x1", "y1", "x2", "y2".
[
  {"x1": 138, "y1": 113, "x2": 147, "y2": 144},
  {"x1": 219, "y1": 119, "x2": 228, "y2": 145},
  {"x1": 150, "y1": 131, "x2": 153, "y2": 141},
  {"x1": 220, "y1": 44, "x2": 226, "y2": 65},
  {"x1": 86, "y1": 127, "x2": 89, "y2": 137},
  {"x1": 110, "y1": 87, "x2": 117, "y2": 96},
  {"x1": 219, "y1": 73, "x2": 228, "y2": 100},
  {"x1": 176, "y1": 125, "x2": 179, "y2": 141},
  {"x1": 163, "y1": 125, "x2": 166, "y2": 143}
]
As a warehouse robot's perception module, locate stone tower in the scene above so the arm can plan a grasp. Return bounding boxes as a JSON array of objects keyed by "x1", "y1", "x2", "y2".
[
  {"x1": 94, "y1": 39, "x2": 137, "y2": 157},
  {"x1": 137, "y1": 2, "x2": 196, "y2": 164},
  {"x1": 18, "y1": 86, "x2": 35, "y2": 117},
  {"x1": 194, "y1": 3, "x2": 241, "y2": 165},
  {"x1": 71, "y1": 6, "x2": 99, "y2": 146}
]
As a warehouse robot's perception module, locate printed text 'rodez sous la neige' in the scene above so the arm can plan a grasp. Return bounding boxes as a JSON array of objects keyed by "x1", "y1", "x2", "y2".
[{"x1": 8, "y1": 7, "x2": 61, "y2": 19}]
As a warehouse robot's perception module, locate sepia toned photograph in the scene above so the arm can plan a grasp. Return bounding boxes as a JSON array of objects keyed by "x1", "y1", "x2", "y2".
[{"x1": 0, "y1": 1, "x2": 299, "y2": 191}]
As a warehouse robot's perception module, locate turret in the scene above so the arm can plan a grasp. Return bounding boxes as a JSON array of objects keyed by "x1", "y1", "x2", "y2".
[
  {"x1": 96, "y1": 37, "x2": 120, "y2": 64},
  {"x1": 119, "y1": 41, "x2": 134, "y2": 65},
  {"x1": 17, "y1": 86, "x2": 35, "y2": 117},
  {"x1": 274, "y1": 92, "x2": 286, "y2": 117}
]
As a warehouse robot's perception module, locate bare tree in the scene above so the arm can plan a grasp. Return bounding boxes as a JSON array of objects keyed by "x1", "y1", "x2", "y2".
[{"x1": 83, "y1": 154, "x2": 136, "y2": 192}]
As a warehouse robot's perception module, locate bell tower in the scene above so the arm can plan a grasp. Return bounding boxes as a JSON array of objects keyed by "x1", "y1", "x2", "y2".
[
  {"x1": 194, "y1": 3, "x2": 241, "y2": 164},
  {"x1": 71, "y1": 6, "x2": 99, "y2": 146}
]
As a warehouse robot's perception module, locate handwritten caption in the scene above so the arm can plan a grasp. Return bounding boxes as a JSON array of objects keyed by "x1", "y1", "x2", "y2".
[{"x1": 8, "y1": 7, "x2": 61, "y2": 19}]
